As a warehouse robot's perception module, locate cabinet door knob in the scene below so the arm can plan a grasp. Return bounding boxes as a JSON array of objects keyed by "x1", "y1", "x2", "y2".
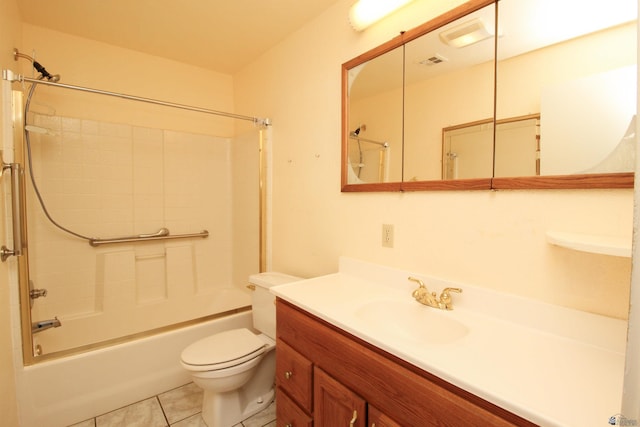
[
  {"x1": 349, "y1": 410, "x2": 358, "y2": 427},
  {"x1": 284, "y1": 370, "x2": 293, "y2": 379},
  {"x1": 285, "y1": 424, "x2": 293, "y2": 427}
]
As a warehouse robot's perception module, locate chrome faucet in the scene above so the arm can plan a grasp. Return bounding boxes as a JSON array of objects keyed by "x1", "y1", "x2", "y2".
[{"x1": 408, "y1": 277, "x2": 462, "y2": 310}]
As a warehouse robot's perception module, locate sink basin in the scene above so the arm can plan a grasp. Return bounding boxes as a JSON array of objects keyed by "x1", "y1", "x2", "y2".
[{"x1": 355, "y1": 300, "x2": 469, "y2": 345}]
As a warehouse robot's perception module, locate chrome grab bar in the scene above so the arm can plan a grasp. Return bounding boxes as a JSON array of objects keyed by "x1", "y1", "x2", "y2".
[
  {"x1": 1, "y1": 155, "x2": 24, "y2": 262},
  {"x1": 88, "y1": 228, "x2": 209, "y2": 247},
  {"x1": 137, "y1": 227, "x2": 170, "y2": 238}
]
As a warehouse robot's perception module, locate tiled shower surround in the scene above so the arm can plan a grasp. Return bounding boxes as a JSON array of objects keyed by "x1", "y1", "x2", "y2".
[{"x1": 26, "y1": 112, "x2": 250, "y2": 355}]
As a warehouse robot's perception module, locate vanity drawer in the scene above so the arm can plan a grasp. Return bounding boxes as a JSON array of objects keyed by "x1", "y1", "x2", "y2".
[
  {"x1": 276, "y1": 339, "x2": 313, "y2": 413},
  {"x1": 276, "y1": 387, "x2": 313, "y2": 427}
]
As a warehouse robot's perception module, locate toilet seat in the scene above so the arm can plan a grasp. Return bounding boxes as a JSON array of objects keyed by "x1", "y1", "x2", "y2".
[{"x1": 181, "y1": 328, "x2": 266, "y2": 372}]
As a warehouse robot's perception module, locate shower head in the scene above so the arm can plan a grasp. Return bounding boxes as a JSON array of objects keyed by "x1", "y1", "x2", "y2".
[
  {"x1": 13, "y1": 48, "x2": 61, "y2": 82},
  {"x1": 33, "y1": 60, "x2": 60, "y2": 82},
  {"x1": 350, "y1": 124, "x2": 367, "y2": 137}
]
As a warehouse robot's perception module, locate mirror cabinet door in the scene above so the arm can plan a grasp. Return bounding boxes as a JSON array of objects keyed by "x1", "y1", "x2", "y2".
[
  {"x1": 403, "y1": 4, "x2": 496, "y2": 183},
  {"x1": 347, "y1": 45, "x2": 404, "y2": 185},
  {"x1": 494, "y1": 0, "x2": 637, "y2": 187}
]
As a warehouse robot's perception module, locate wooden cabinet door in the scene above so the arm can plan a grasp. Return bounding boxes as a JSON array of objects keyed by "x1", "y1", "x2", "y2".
[
  {"x1": 314, "y1": 367, "x2": 365, "y2": 427},
  {"x1": 368, "y1": 405, "x2": 402, "y2": 427},
  {"x1": 276, "y1": 387, "x2": 313, "y2": 427}
]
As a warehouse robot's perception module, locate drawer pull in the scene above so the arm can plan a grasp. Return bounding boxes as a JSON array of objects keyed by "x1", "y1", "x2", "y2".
[
  {"x1": 349, "y1": 410, "x2": 358, "y2": 427},
  {"x1": 284, "y1": 370, "x2": 293, "y2": 379},
  {"x1": 285, "y1": 424, "x2": 293, "y2": 427}
]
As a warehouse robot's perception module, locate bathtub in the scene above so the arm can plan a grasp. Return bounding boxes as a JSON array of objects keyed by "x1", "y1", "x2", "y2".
[{"x1": 15, "y1": 310, "x2": 252, "y2": 427}]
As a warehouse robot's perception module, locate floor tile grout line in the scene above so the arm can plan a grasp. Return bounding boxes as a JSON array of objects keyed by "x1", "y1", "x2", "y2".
[{"x1": 155, "y1": 395, "x2": 171, "y2": 426}]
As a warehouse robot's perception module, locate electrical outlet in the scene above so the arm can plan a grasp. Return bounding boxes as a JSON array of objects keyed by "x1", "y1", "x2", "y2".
[{"x1": 382, "y1": 224, "x2": 394, "y2": 248}]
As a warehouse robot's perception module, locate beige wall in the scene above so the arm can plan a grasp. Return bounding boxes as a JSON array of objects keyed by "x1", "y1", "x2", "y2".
[
  {"x1": 20, "y1": 24, "x2": 236, "y2": 138},
  {"x1": 0, "y1": 0, "x2": 22, "y2": 423},
  {"x1": 234, "y1": 0, "x2": 633, "y2": 319}
]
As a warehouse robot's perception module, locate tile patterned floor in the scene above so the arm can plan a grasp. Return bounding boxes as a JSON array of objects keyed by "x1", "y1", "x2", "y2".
[{"x1": 68, "y1": 382, "x2": 276, "y2": 427}]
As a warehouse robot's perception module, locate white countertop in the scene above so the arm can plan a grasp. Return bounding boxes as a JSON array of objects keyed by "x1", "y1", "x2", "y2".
[{"x1": 270, "y1": 257, "x2": 627, "y2": 427}]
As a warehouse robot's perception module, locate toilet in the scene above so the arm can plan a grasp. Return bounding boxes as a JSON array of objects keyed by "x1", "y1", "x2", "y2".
[{"x1": 181, "y1": 272, "x2": 300, "y2": 427}]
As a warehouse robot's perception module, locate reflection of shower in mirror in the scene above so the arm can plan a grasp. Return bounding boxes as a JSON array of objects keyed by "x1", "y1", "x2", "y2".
[
  {"x1": 444, "y1": 152, "x2": 459, "y2": 180},
  {"x1": 348, "y1": 124, "x2": 391, "y2": 183},
  {"x1": 350, "y1": 124, "x2": 366, "y2": 137}
]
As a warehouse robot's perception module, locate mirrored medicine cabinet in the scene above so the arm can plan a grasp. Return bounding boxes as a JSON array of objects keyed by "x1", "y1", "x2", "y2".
[{"x1": 341, "y1": 0, "x2": 637, "y2": 192}]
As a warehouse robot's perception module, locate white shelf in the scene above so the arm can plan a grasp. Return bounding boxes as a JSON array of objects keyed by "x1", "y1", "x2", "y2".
[{"x1": 546, "y1": 231, "x2": 631, "y2": 258}]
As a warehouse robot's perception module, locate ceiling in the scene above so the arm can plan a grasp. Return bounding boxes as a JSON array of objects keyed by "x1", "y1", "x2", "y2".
[{"x1": 17, "y1": 0, "x2": 342, "y2": 74}]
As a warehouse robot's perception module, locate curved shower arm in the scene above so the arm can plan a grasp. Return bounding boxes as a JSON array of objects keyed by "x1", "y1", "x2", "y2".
[{"x1": 13, "y1": 48, "x2": 60, "y2": 82}]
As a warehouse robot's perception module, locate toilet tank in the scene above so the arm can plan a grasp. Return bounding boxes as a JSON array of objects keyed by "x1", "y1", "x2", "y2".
[{"x1": 249, "y1": 272, "x2": 301, "y2": 339}]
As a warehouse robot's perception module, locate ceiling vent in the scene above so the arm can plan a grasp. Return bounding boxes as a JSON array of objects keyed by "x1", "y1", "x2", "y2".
[{"x1": 417, "y1": 54, "x2": 448, "y2": 66}]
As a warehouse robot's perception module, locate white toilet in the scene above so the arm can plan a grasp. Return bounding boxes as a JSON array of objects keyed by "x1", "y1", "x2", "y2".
[{"x1": 181, "y1": 272, "x2": 300, "y2": 427}]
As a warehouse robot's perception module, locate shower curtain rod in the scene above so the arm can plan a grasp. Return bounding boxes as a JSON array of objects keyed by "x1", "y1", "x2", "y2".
[
  {"x1": 349, "y1": 134, "x2": 389, "y2": 148},
  {"x1": 2, "y1": 69, "x2": 271, "y2": 127}
]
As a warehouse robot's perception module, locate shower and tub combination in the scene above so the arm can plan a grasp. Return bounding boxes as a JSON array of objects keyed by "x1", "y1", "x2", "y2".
[{"x1": 2, "y1": 51, "x2": 272, "y2": 426}]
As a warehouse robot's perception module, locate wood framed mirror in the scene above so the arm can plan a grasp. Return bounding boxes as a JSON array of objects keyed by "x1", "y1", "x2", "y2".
[{"x1": 341, "y1": 0, "x2": 635, "y2": 192}]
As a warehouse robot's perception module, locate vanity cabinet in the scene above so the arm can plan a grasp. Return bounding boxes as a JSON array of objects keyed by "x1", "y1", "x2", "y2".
[
  {"x1": 275, "y1": 299, "x2": 537, "y2": 427},
  {"x1": 314, "y1": 367, "x2": 366, "y2": 426},
  {"x1": 368, "y1": 405, "x2": 402, "y2": 427}
]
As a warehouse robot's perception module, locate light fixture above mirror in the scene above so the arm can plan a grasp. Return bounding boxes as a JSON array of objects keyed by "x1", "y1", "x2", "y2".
[{"x1": 348, "y1": 0, "x2": 416, "y2": 32}]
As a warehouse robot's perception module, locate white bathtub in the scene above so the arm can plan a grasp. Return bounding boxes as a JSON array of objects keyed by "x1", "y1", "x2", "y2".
[{"x1": 15, "y1": 311, "x2": 252, "y2": 427}]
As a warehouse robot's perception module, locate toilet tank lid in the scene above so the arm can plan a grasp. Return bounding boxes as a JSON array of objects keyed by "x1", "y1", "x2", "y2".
[{"x1": 249, "y1": 272, "x2": 301, "y2": 289}]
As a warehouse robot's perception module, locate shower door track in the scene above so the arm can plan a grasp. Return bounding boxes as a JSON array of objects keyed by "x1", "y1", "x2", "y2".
[{"x1": 2, "y1": 70, "x2": 271, "y2": 127}]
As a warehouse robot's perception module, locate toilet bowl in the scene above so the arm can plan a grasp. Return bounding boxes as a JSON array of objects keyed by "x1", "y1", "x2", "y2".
[{"x1": 181, "y1": 272, "x2": 300, "y2": 427}]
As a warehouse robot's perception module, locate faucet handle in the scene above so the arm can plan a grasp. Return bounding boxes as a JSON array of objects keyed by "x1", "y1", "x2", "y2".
[
  {"x1": 408, "y1": 276, "x2": 426, "y2": 288},
  {"x1": 409, "y1": 277, "x2": 427, "y2": 300},
  {"x1": 439, "y1": 287, "x2": 462, "y2": 310}
]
